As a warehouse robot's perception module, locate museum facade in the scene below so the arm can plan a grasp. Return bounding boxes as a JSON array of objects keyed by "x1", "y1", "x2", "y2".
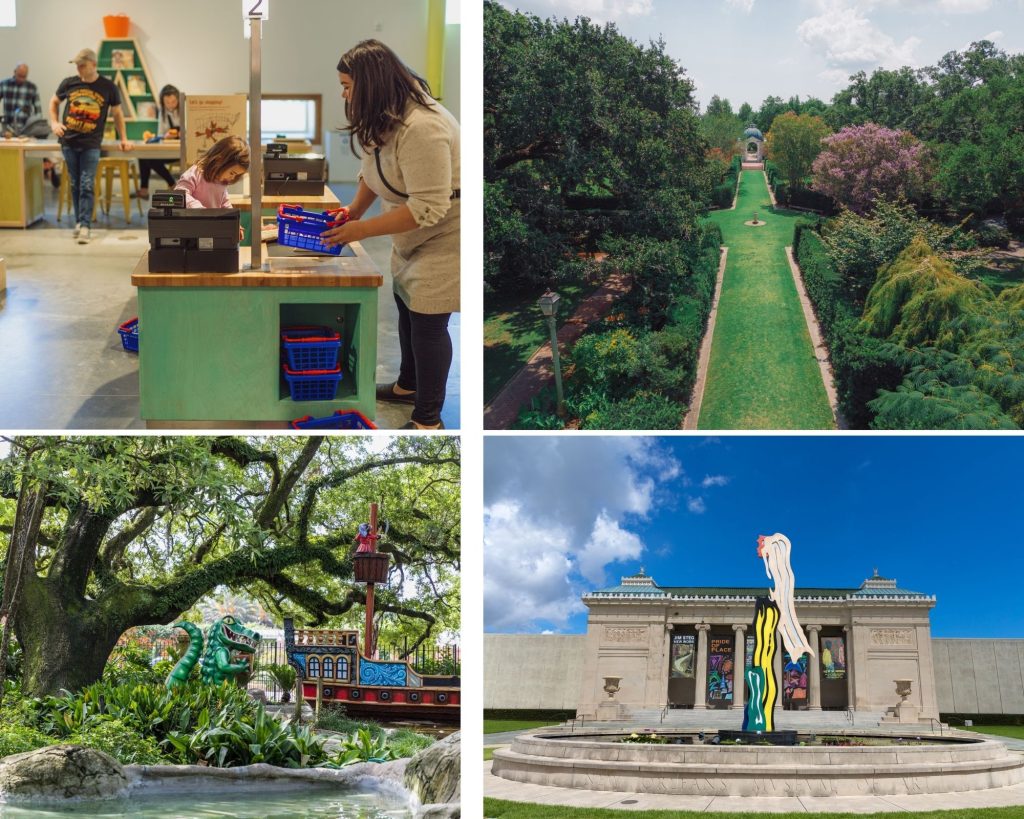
[{"x1": 575, "y1": 569, "x2": 940, "y2": 721}]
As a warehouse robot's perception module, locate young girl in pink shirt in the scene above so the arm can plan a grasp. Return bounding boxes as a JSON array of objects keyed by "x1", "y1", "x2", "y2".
[{"x1": 175, "y1": 136, "x2": 249, "y2": 239}]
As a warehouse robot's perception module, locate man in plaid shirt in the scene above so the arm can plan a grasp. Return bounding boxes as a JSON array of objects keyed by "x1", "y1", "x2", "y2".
[{"x1": 1, "y1": 64, "x2": 41, "y2": 135}]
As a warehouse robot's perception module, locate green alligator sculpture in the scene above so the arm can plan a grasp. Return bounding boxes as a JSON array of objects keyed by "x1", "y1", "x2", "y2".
[{"x1": 165, "y1": 616, "x2": 261, "y2": 688}]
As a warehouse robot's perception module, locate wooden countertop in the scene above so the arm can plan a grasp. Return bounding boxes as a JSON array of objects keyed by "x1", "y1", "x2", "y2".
[
  {"x1": 0, "y1": 139, "x2": 180, "y2": 158},
  {"x1": 131, "y1": 244, "x2": 383, "y2": 288},
  {"x1": 228, "y1": 189, "x2": 342, "y2": 212}
]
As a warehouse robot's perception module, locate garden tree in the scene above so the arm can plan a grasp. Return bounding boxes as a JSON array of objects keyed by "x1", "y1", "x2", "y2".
[
  {"x1": 765, "y1": 112, "x2": 831, "y2": 190},
  {"x1": 935, "y1": 141, "x2": 996, "y2": 216},
  {"x1": 701, "y1": 111, "x2": 743, "y2": 154},
  {"x1": 737, "y1": 102, "x2": 753, "y2": 122},
  {"x1": 754, "y1": 95, "x2": 787, "y2": 133},
  {"x1": 0, "y1": 436, "x2": 460, "y2": 697},
  {"x1": 704, "y1": 95, "x2": 734, "y2": 117},
  {"x1": 484, "y1": 1, "x2": 710, "y2": 292},
  {"x1": 827, "y1": 68, "x2": 930, "y2": 132},
  {"x1": 811, "y1": 123, "x2": 930, "y2": 214}
]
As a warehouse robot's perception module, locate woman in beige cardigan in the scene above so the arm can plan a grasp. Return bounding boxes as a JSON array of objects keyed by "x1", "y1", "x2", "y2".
[{"x1": 322, "y1": 40, "x2": 460, "y2": 430}]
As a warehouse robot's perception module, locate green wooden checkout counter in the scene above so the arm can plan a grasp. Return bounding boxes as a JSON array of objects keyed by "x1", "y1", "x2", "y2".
[{"x1": 130, "y1": 241, "x2": 383, "y2": 428}]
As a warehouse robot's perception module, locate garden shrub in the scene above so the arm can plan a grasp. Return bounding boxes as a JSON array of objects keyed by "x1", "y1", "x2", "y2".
[
  {"x1": 972, "y1": 221, "x2": 1011, "y2": 249},
  {"x1": 569, "y1": 329, "x2": 644, "y2": 402},
  {"x1": 869, "y1": 379, "x2": 1017, "y2": 430},
  {"x1": 70, "y1": 718, "x2": 167, "y2": 765},
  {"x1": 828, "y1": 319, "x2": 908, "y2": 428},
  {"x1": 0, "y1": 724, "x2": 52, "y2": 758},
  {"x1": 582, "y1": 391, "x2": 684, "y2": 430}
]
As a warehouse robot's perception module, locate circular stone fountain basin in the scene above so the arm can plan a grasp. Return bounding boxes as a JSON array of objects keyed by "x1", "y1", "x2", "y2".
[{"x1": 491, "y1": 730, "x2": 1024, "y2": 797}]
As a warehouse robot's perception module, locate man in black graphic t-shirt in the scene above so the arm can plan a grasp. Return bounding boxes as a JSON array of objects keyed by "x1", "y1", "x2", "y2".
[{"x1": 48, "y1": 48, "x2": 131, "y2": 245}]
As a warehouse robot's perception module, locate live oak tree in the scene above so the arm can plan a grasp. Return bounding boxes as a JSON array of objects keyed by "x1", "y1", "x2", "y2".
[{"x1": 0, "y1": 436, "x2": 460, "y2": 698}]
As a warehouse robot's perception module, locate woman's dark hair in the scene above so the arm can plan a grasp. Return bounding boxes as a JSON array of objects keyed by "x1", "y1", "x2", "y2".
[
  {"x1": 337, "y1": 39, "x2": 433, "y2": 153},
  {"x1": 197, "y1": 135, "x2": 250, "y2": 183}
]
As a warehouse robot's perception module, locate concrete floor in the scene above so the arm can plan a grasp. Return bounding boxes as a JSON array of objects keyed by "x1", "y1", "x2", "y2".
[{"x1": 0, "y1": 182, "x2": 459, "y2": 430}]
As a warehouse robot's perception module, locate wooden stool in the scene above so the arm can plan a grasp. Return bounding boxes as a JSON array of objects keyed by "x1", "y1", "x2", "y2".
[
  {"x1": 97, "y1": 157, "x2": 143, "y2": 223},
  {"x1": 56, "y1": 161, "x2": 102, "y2": 223}
]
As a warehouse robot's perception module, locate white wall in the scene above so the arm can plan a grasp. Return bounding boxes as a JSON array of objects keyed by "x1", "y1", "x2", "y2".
[{"x1": 1, "y1": 0, "x2": 460, "y2": 167}]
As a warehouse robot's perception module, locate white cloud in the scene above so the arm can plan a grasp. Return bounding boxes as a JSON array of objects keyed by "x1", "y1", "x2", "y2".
[
  {"x1": 980, "y1": 29, "x2": 1004, "y2": 41},
  {"x1": 577, "y1": 511, "x2": 645, "y2": 584},
  {"x1": 701, "y1": 474, "x2": 730, "y2": 488},
  {"x1": 687, "y1": 496, "x2": 707, "y2": 514},
  {"x1": 854, "y1": 0, "x2": 990, "y2": 10},
  {"x1": 724, "y1": 0, "x2": 756, "y2": 12},
  {"x1": 798, "y1": 4, "x2": 920, "y2": 70},
  {"x1": 483, "y1": 501, "x2": 584, "y2": 631},
  {"x1": 484, "y1": 437, "x2": 684, "y2": 630}
]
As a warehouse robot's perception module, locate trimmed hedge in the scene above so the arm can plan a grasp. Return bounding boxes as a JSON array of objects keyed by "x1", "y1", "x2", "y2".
[
  {"x1": 485, "y1": 709, "x2": 578, "y2": 722},
  {"x1": 766, "y1": 160, "x2": 835, "y2": 213}
]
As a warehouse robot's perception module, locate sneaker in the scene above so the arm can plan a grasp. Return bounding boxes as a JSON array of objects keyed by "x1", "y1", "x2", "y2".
[
  {"x1": 72, "y1": 222, "x2": 81, "y2": 238},
  {"x1": 77, "y1": 227, "x2": 91, "y2": 245}
]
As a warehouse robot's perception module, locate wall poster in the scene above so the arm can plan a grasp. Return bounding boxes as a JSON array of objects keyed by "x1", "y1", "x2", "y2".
[
  {"x1": 782, "y1": 651, "x2": 808, "y2": 703},
  {"x1": 707, "y1": 637, "x2": 734, "y2": 701},
  {"x1": 821, "y1": 635, "x2": 847, "y2": 680},
  {"x1": 670, "y1": 633, "x2": 695, "y2": 678}
]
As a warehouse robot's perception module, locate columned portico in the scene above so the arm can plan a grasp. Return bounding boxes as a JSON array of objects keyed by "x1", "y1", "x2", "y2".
[
  {"x1": 693, "y1": 623, "x2": 711, "y2": 710},
  {"x1": 807, "y1": 624, "x2": 822, "y2": 711},
  {"x1": 577, "y1": 569, "x2": 940, "y2": 723}
]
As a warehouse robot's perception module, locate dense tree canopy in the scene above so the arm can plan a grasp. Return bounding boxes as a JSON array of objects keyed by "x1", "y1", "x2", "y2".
[
  {"x1": 0, "y1": 437, "x2": 460, "y2": 696},
  {"x1": 765, "y1": 112, "x2": 830, "y2": 190},
  {"x1": 484, "y1": 0, "x2": 710, "y2": 293}
]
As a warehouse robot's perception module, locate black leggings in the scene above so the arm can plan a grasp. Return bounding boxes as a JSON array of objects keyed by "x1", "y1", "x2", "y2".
[
  {"x1": 138, "y1": 159, "x2": 176, "y2": 188},
  {"x1": 394, "y1": 294, "x2": 452, "y2": 426}
]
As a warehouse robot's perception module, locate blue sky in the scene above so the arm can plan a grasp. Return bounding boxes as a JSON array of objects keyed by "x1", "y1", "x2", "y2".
[
  {"x1": 484, "y1": 436, "x2": 1024, "y2": 638},
  {"x1": 494, "y1": 0, "x2": 1024, "y2": 110}
]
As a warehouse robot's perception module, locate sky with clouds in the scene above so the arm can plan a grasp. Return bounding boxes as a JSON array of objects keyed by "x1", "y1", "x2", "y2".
[
  {"x1": 494, "y1": 0, "x2": 1024, "y2": 110},
  {"x1": 484, "y1": 436, "x2": 1024, "y2": 639}
]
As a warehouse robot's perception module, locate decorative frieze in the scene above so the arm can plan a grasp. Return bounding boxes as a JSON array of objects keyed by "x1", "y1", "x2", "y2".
[
  {"x1": 870, "y1": 628, "x2": 914, "y2": 646},
  {"x1": 604, "y1": 626, "x2": 648, "y2": 644}
]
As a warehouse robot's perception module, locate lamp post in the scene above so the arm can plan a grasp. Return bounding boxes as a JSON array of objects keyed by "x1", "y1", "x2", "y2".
[{"x1": 537, "y1": 291, "x2": 565, "y2": 417}]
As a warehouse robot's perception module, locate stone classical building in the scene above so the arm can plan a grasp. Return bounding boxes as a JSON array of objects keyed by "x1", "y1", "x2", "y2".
[
  {"x1": 741, "y1": 125, "x2": 764, "y2": 162},
  {"x1": 575, "y1": 569, "x2": 940, "y2": 721}
]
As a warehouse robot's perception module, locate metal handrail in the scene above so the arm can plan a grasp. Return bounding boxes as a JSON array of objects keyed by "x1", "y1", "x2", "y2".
[{"x1": 928, "y1": 717, "x2": 943, "y2": 736}]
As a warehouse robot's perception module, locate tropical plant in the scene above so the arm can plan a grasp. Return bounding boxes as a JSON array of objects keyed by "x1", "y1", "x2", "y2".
[
  {"x1": 264, "y1": 663, "x2": 297, "y2": 702},
  {"x1": 319, "y1": 727, "x2": 397, "y2": 768}
]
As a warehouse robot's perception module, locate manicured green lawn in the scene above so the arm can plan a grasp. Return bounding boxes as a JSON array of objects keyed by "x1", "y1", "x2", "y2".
[
  {"x1": 484, "y1": 719, "x2": 563, "y2": 734},
  {"x1": 484, "y1": 747, "x2": 497, "y2": 761},
  {"x1": 484, "y1": 799, "x2": 1024, "y2": 818},
  {"x1": 484, "y1": 282, "x2": 588, "y2": 404},
  {"x1": 700, "y1": 170, "x2": 835, "y2": 429},
  {"x1": 961, "y1": 724, "x2": 1024, "y2": 740},
  {"x1": 969, "y1": 256, "x2": 1024, "y2": 294}
]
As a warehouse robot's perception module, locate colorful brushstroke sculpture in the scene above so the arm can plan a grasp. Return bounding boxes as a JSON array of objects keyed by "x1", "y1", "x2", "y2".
[{"x1": 742, "y1": 533, "x2": 814, "y2": 732}]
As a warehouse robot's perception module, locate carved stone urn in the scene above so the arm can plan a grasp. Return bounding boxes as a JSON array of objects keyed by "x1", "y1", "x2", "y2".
[
  {"x1": 603, "y1": 676, "x2": 621, "y2": 700},
  {"x1": 895, "y1": 679, "x2": 913, "y2": 703}
]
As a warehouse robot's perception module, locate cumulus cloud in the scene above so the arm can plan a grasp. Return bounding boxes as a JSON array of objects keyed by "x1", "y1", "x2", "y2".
[
  {"x1": 724, "y1": 0, "x2": 756, "y2": 12},
  {"x1": 687, "y1": 496, "x2": 707, "y2": 514},
  {"x1": 485, "y1": 437, "x2": 683, "y2": 630},
  {"x1": 798, "y1": 3, "x2": 920, "y2": 71},
  {"x1": 855, "y1": 0, "x2": 990, "y2": 10}
]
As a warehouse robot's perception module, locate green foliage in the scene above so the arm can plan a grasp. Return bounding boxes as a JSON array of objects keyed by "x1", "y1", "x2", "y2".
[
  {"x1": 581, "y1": 392, "x2": 685, "y2": 430},
  {"x1": 821, "y1": 200, "x2": 984, "y2": 304},
  {"x1": 70, "y1": 718, "x2": 166, "y2": 765},
  {"x1": 314, "y1": 706, "x2": 433, "y2": 763},
  {"x1": 765, "y1": 111, "x2": 831, "y2": 189},
  {"x1": 0, "y1": 723, "x2": 52, "y2": 758},
  {"x1": 484, "y1": 1, "x2": 710, "y2": 295},
  {"x1": 869, "y1": 378, "x2": 1017, "y2": 429},
  {"x1": 320, "y1": 727, "x2": 398, "y2": 768},
  {"x1": 103, "y1": 643, "x2": 164, "y2": 688},
  {"x1": 264, "y1": 663, "x2": 297, "y2": 692},
  {"x1": 25, "y1": 680, "x2": 325, "y2": 768},
  {"x1": 619, "y1": 731, "x2": 669, "y2": 744}
]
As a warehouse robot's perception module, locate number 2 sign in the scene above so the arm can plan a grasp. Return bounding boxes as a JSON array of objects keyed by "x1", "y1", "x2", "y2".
[{"x1": 242, "y1": 0, "x2": 270, "y2": 19}]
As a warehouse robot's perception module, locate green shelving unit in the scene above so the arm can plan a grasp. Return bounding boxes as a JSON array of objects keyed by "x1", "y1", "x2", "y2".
[{"x1": 96, "y1": 38, "x2": 159, "y2": 141}]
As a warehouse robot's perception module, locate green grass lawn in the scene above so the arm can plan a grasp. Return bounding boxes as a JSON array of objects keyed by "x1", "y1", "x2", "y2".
[
  {"x1": 700, "y1": 170, "x2": 835, "y2": 429},
  {"x1": 484, "y1": 719, "x2": 563, "y2": 734},
  {"x1": 484, "y1": 799, "x2": 1024, "y2": 818},
  {"x1": 484, "y1": 747, "x2": 497, "y2": 761},
  {"x1": 961, "y1": 724, "x2": 1024, "y2": 740},
  {"x1": 484, "y1": 282, "x2": 588, "y2": 404}
]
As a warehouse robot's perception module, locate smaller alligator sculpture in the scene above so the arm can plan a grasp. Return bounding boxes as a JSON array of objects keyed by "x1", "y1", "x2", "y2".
[{"x1": 165, "y1": 616, "x2": 260, "y2": 688}]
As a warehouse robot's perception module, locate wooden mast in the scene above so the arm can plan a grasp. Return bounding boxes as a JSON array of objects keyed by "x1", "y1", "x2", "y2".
[{"x1": 364, "y1": 502, "x2": 378, "y2": 657}]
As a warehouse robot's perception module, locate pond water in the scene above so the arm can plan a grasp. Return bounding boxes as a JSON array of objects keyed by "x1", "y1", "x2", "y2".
[{"x1": 0, "y1": 786, "x2": 412, "y2": 818}]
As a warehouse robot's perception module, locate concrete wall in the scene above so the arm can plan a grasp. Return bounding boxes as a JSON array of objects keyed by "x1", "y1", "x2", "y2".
[
  {"x1": 487, "y1": 634, "x2": 1024, "y2": 715},
  {"x1": 0, "y1": 1, "x2": 460, "y2": 179},
  {"x1": 485, "y1": 634, "x2": 587, "y2": 711},
  {"x1": 933, "y1": 639, "x2": 1024, "y2": 715}
]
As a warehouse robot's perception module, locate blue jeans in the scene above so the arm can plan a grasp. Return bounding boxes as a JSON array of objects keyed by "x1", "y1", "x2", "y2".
[{"x1": 61, "y1": 146, "x2": 100, "y2": 228}]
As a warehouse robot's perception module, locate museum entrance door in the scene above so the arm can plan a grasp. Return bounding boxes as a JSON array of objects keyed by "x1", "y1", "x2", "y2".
[{"x1": 819, "y1": 630, "x2": 849, "y2": 709}]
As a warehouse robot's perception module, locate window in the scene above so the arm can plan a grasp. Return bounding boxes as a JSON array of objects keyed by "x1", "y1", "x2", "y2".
[
  {"x1": 0, "y1": 0, "x2": 14, "y2": 26},
  {"x1": 307, "y1": 657, "x2": 320, "y2": 678},
  {"x1": 322, "y1": 656, "x2": 334, "y2": 679},
  {"x1": 261, "y1": 94, "x2": 321, "y2": 143},
  {"x1": 336, "y1": 656, "x2": 349, "y2": 680}
]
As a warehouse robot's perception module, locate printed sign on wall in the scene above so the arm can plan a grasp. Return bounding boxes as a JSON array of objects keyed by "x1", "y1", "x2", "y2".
[
  {"x1": 708, "y1": 637, "x2": 734, "y2": 701},
  {"x1": 821, "y1": 636, "x2": 846, "y2": 680},
  {"x1": 670, "y1": 633, "x2": 695, "y2": 678}
]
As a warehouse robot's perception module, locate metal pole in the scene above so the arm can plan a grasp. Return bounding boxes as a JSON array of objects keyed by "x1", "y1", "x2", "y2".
[
  {"x1": 364, "y1": 502, "x2": 378, "y2": 657},
  {"x1": 547, "y1": 315, "x2": 566, "y2": 416},
  {"x1": 248, "y1": 15, "x2": 263, "y2": 270}
]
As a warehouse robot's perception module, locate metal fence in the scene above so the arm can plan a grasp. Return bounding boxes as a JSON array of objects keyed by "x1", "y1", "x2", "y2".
[{"x1": 377, "y1": 641, "x2": 461, "y2": 676}]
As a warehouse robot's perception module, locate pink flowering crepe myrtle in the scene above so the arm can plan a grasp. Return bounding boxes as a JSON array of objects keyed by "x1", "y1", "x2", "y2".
[{"x1": 811, "y1": 123, "x2": 929, "y2": 214}]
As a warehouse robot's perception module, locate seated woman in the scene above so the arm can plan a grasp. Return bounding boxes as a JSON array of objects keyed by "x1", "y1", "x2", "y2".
[{"x1": 136, "y1": 84, "x2": 181, "y2": 199}]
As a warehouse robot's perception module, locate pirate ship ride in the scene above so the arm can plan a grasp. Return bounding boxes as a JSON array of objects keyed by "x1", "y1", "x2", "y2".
[{"x1": 283, "y1": 504, "x2": 460, "y2": 721}]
